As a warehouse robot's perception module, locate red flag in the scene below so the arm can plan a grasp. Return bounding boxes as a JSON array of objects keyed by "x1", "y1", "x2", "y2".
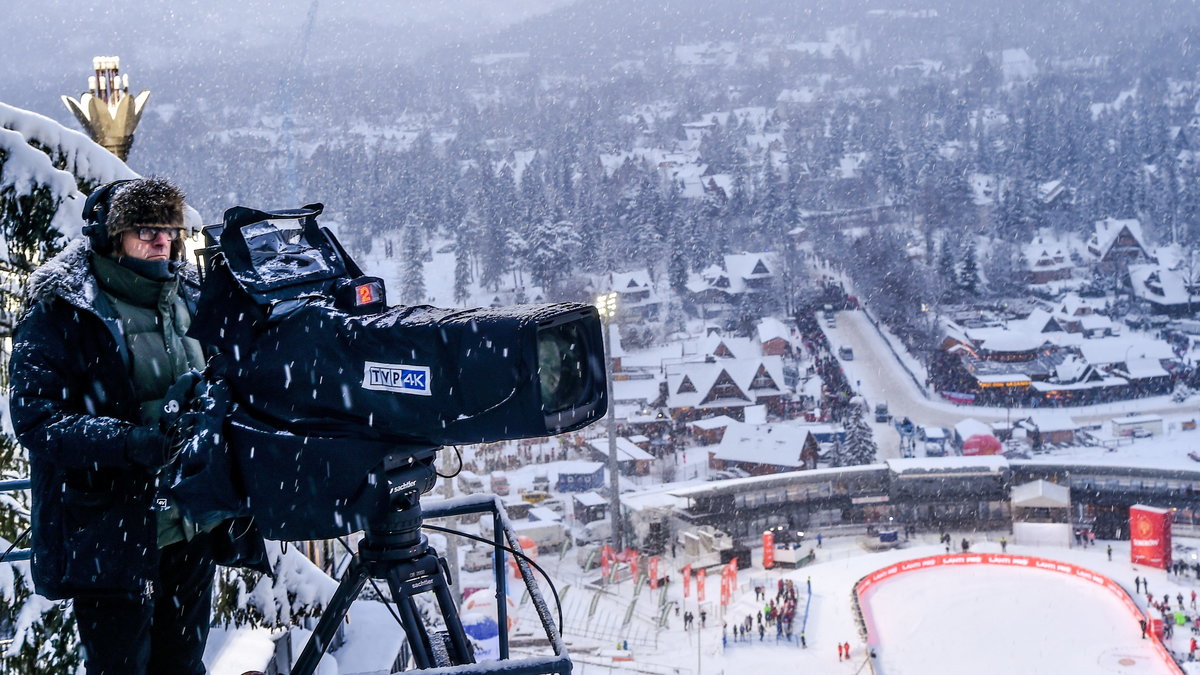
[
  {"x1": 600, "y1": 545, "x2": 614, "y2": 578},
  {"x1": 762, "y1": 532, "x2": 775, "y2": 569},
  {"x1": 630, "y1": 554, "x2": 639, "y2": 581},
  {"x1": 682, "y1": 564, "x2": 693, "y2": 598},
  {"x1": 697, "y1": 568, "x2": 707, "y2": 602},
  {"x1": 649, "y1": 556, "x2": 660, "y2": 590}
]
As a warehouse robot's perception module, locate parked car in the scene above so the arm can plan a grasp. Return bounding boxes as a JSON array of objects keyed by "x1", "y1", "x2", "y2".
[
  {"x1": 490, "y1": 471, "x2": 510, "y2": 496},
  {"x1": 875, "y1": 402, "x2": 890, "y2": 423},
  {"x1": 457, "y1": 470, "x2": 484, "y2": 494},
  {"x1": 838, "y1": 346, "x2": 854, "y2": 361}
]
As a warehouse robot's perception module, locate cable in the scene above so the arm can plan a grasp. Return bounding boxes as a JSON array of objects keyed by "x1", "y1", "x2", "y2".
[
  {"x1": 434, "y1": 446, "x2": 465, "y2": 480},
  {"x1": 421, "y1": 523, "x2": 565, "y2": 635},
  {"x1": 0, "y1": 527, "x2": 31, "y2": 563}
]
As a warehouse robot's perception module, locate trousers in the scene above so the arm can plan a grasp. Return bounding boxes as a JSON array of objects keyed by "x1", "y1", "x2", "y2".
[{"x1": 73, "y1": 533, "x2": 216, "y2": 675}]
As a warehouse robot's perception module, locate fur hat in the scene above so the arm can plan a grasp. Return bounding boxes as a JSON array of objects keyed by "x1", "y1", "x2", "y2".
[
  {"x1": 106, "y1": 177, "x2": 186, "y2": 259},
  {"x1": 107, "y1": 177, "x2": 185, "y2": 237}
]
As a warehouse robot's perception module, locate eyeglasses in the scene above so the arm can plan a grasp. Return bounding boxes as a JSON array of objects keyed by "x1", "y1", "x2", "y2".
[{"x1": 133, "y1": 227, "x2": 184, "y2": 242}]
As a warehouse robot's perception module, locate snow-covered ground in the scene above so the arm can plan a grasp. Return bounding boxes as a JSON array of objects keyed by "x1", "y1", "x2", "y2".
[{"x1": 868, "y1": 564, "x2": 1166, "y2": 674}]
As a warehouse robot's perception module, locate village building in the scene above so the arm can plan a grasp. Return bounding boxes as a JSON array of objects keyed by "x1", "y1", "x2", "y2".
[
  {"x1": 665, "y1": 355, "x2": 790, "y2": 421},
  {"x1": 1021, "y1": 234, "x2": 1073, "y2": 284},
  {"x1": 708, "y1": 423, "x2": 821, "y2": 475},
  {"x1": 586, "y1": 437, "x2": 654, "y2": 476},
  {"x1": 608, "y1": 269, "x2": 664, "y2": 323},
  {"x1": 686, "y1": 252, "x2": 781, "y2": 324},
  {"x1": 1087, "y1": 217, "x2": 1154, "y2": 275},
  {"x1": 1128, "y1": 263, "x2": 1200, "y2": 317}
]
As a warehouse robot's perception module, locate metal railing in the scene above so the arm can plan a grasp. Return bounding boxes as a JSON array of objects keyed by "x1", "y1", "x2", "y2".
[{"x1": 0, "y1": 479, "x2": 30, "y2": 562}]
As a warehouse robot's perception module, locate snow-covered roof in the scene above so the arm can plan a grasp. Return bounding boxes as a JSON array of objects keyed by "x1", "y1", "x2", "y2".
[
  {"x1": 954, "y1": 418, "x2": 993, "y2": 440},
  {"x1": 666, "y1": 356, "x2": 788, "y2": 410},
  {"x1": 1129, "y1": 263, "x2": 1200, "y2": 308},
  {"x1": 612, "y1": 378, "x2": 663, "y2": 404},
  {"x1": 1011, "y1": 480, "x2": 1070, "y2": 508},
  {"x1": 756, "y1": 317, "x2": 792, "y2": 344},
  {"x1": 886, "y1": 456, "x2": 1008, "y2": 474},
  {"x1": 1122, "y1": 357, "x2": 1169, "y2": 380},
  {"x1": 688, "y1": 415, "x2": 737, "y2": 431},
  {"x1": 554, "y1": 461, "x2": 605, "y2": 475},
  {"x1": 1077, "y1": 337, "x2": 1174, "y2": 367},
  {"x1": 974, "y1": 331, "x2": 1047, "y2": 353},
  {"x1": 1024, "y1": 413, "x2": 1079, "y2": 433},
  {"x1": 699, "y1": 334, "x2": 760, "y2": 359},
  {"x1": 1090, "y1": 217, "x2": 1148, "y2": 260},
  {"x1": 1112, "y1": 414, "x2": 1163, "y2": 425},
  {"x1": 587, "y1": 437, "x2": 654, "y2": 461},
  {"x1": 573, "y1": 491, "x2": 608, "y2": 507},
  {"x1": 710, "y1": 422, "x2": 810, "y2": 468},
  {"x1": 611, "y1": 269, "x2": 653, "y2": 294}
]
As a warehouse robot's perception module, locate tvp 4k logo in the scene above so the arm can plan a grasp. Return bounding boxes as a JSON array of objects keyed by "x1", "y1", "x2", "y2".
[{"x1": 362, "y1": 361, "x2": 433, "y2": 396}]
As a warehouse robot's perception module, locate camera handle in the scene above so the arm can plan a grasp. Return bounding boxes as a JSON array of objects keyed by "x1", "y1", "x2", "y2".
[{"x1": 290, "y1": 448, "x2": 475, "y2": 674}]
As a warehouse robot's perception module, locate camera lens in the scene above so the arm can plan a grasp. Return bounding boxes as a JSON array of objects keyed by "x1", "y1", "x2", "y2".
[{"x1": 538, "y1": 322, "x2": 587, "y2": 413}]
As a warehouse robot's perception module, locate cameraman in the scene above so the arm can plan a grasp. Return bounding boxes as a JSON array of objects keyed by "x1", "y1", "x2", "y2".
[{"x1": 8, "y1": 178, "x2": 266, "y2": 675}]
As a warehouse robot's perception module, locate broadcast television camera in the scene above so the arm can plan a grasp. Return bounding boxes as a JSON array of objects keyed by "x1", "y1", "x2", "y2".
[{"x1": 176, "y1": 203, "x2": 608, "y2": 542}]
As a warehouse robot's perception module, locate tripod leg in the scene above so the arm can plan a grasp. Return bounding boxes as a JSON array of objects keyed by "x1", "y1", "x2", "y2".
[
  {"x1": 432, "y1": 573, "x2": 475, "y2": 664},
  {"x1": 394, "y1": 592, "x2": 437, "y2": 668},
  {"x1": 290, "y1": 558, "x2": 370, "y2": 675}
]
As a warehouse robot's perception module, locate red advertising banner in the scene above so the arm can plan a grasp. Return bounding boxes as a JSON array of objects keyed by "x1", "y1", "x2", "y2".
[
  {"x1": 630, "y1": 554, "x2": 639, "y2": 582},
  {"x1": 682, "y1": 564, "x2": 692, "y2": 598},
  {"x1": 854, "y1": 554, "x2": 1177, "y2": 673},
  {"x1": 1130, "y1": 505, "x2": 1172, "y2": 570},
  {"x1": 762, "y1": 532, "x2": 775, "y2": 569},
  {"x1": 649, "y1": 557, "x2": 659, "y2": 590},
  {"x1": 600, "y1": 545, "x2": 614, "y2": 578},
  {"x1": 697, "y1": 568, "x2": 707, "y2": 602}
]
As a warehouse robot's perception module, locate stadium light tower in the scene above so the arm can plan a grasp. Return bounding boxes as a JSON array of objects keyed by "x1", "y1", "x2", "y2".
[
  {"x1": 62, "y1": 56, "x2": 151, "y2": 161},
  {"x1": 596, "y1": 291, "x2": 623, "y2": 550}
]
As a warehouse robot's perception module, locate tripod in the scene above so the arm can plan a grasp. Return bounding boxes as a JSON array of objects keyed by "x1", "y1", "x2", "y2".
[{"x1": 291, "y1": 452, "x2": 473, "y2": 674}]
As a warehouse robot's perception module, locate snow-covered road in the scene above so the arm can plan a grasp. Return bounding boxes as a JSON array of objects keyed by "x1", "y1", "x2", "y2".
[{"x1": 822, "y1": 309, "x2": 1199, "y2": 446}]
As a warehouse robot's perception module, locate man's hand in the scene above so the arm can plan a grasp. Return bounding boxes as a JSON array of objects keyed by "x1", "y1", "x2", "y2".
[{"x1": 126, "y1": 425, "x2": 171, "y2": 473}]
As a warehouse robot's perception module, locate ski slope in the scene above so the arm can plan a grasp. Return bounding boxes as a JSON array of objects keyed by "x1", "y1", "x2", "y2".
[{"x1": 866, "y1": 564, "x2": 1171, "y2": 674}]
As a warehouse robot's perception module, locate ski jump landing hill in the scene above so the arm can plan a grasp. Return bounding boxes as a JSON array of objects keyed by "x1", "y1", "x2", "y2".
[{"x1": 854, "y1": 554, "x2": 1182, "y2": 674}]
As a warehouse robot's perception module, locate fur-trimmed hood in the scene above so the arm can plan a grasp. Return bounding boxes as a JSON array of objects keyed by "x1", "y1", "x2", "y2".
[{"x1": 25, "y1": 237, "x2": 200, "y2": 312}]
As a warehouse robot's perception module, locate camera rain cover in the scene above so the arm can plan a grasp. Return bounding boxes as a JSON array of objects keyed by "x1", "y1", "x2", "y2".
[{"x1": 189, "y1": 204, "x2": 607, "y2": 446}]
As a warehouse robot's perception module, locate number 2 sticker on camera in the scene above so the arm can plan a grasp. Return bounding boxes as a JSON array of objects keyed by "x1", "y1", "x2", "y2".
[{"x1": 362, "y1": 362, "x2": 433, "y2": 396}]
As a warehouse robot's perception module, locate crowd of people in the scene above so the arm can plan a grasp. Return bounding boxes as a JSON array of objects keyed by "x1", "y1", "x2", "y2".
[{"x1": 725, "y1": 578, "x2": 805, "y2": 646}]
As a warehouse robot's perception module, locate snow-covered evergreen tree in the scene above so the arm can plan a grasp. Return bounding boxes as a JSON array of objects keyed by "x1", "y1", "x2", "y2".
[
  {"x1": 842, "y1": 398, "x2": 878, "y2": 466},
  {"x1": 211, "y1": 542, "x2": 336, "y2": 630},
  {"x1": 453, "y1": 225, "x2": 473, "y2": 306},
  {"x1": 957, "y1": 244, "x2": 980, "y2": 295},
  {"x1": 0, "y1": 102, "x2": 138, "y2": 675},
  {"x1": 400, "y1": 216, "x2": 427, "y2": 304}
]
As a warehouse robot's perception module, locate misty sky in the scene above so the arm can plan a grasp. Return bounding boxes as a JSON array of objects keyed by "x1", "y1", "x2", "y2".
[{"x1": 2, "y1": 0, "x2": 573, "y2": 83}]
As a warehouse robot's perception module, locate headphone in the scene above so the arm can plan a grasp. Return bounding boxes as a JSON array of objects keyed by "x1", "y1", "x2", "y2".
[{"x1": 81, "y1": 179, "x2": 134, "y2": 253}]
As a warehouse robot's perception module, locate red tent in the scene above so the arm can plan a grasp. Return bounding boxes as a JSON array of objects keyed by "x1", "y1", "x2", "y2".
[{"x1": 962, "y1": 434, "x2": 1002, "y2": 456}]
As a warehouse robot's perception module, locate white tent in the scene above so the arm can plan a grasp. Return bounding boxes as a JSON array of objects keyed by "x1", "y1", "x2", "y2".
[{"x1": 1011, "y1": 480, "x2": 1070, "y2": 509}]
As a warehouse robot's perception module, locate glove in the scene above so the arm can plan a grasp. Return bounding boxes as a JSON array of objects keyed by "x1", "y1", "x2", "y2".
[
  {"x1": 161, "y1": 369, "x2": 204, "y2": 432},
  {"x1": 126, "y1": 425, "x2": 172, "y2": 473}
]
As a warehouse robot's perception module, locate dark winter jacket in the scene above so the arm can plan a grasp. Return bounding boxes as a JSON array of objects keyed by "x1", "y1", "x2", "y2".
[{"x1": 8, "y1": 238, "x2": 267, "y2": 600}]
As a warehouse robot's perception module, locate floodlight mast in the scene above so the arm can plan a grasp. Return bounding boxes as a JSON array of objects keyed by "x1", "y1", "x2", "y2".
[{"x1": 596, "y1": 292, "x2": 623, "y2": 550}]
